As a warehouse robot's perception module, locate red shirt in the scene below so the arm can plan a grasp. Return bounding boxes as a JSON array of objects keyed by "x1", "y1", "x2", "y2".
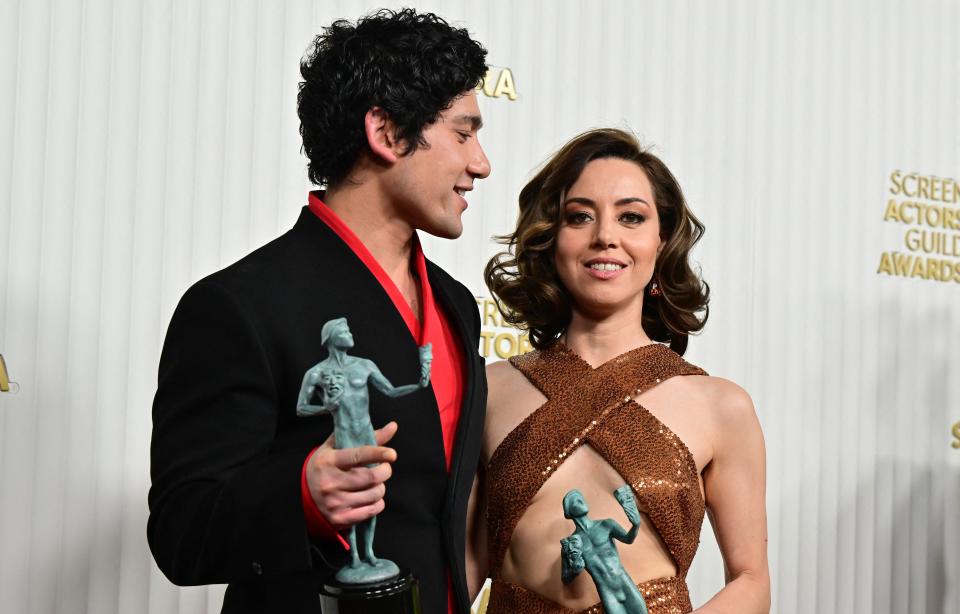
[{"x1": 299, "y1": 193, "x2": 465, "y2": 609}]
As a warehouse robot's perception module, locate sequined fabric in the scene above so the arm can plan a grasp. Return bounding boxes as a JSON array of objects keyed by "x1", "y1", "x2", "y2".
[
  {"x1": 488, "y1": 575, "x2": 692, "y2": 614},
  {"x1": 485, "y1": 343, "x2": 707, "y2": 613}
]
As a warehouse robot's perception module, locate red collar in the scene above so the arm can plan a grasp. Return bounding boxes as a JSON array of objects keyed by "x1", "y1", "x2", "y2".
[{"x1": 307, "y1": 191, "x2": 435, "y2": 342}]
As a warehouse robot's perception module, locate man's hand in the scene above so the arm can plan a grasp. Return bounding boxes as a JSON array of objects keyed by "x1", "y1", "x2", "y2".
[
  {"x1": 560, "y1": 535, "x2": 585, "y2": 583},
  {"x1": 322, "y1": 379, "x2": 344, "y2": 406},
  {"x1": 418, "y1": 343, "x2": 433, "y2": 388},
  {"x1": 305, "y1": 421, "x2": 399, "y2": 529},
  {"x1": 615, "y1": 485, "x2": 641, "y2": 526}
]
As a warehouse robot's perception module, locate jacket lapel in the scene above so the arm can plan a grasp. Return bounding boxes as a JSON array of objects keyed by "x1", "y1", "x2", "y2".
[{"x1": 426, "y1": 262, "x2": 485, "y2": 609}]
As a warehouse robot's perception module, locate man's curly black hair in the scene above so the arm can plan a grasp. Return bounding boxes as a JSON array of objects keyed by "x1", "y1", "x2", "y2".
[{"x1": 298, "y1": 9, "x2": 488, "y2": 188}]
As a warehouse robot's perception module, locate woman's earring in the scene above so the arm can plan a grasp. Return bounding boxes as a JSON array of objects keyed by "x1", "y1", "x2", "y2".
[{"x1": 649, "y1": 281, "x2": 661, "y2": 296}]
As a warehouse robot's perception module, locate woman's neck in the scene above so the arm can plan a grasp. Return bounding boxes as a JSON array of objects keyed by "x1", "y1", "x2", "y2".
[{"x1": 563, "y1": 306, "x2": 653, "y2": 368}]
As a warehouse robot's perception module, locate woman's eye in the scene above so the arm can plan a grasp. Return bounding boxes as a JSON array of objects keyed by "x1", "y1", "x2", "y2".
[
  {"x1": 565, "y1": 211, "x2": 593, "y2": 224},
  {"x1": 620, "y1": 212, "x2": 646, "y2": 224}
]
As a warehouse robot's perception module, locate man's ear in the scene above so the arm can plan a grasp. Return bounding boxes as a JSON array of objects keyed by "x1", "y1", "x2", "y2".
[{"x1": 364, "y1": 107, "x2": 402, "y2": 164}]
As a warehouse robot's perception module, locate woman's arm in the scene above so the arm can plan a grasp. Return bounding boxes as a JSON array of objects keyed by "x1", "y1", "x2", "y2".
[
  {"x1": 465, "y1": 469, "x2": 488, "y2": 601},
  {"x1": 694, "y1": 380, "x2": 770, "y2": 614},
  {"x1": 466, "y1": 360, "x2": 518, "y2": 602}
]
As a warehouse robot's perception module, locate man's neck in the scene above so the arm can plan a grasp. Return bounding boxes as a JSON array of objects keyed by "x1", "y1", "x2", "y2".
[
  {"x1": 325, "y1": 183, "x2": 414, "y2": 273},
  {"x1": 573, "y1": 515, "x2": 594, "y2": 532},
  {"x1": 327, "y1": 347, "x2": 348, "y2": 367},
  {"x1": 323, "y1": 182, "x2": 421, "y2": 322}
]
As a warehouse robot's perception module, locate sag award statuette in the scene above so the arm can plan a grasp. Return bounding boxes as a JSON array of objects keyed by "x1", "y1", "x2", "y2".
[
  {"x1": 560, "y1": 486, "x2": 649, "y2": 614},
  {"x1": 297, "y1": 317, "x2": 432, "y2": 613}
]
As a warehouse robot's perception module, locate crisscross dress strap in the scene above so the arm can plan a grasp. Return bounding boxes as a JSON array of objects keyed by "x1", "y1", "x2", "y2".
[{"x1": 485, "y1": 343, "x2": 706, "y2": 576}]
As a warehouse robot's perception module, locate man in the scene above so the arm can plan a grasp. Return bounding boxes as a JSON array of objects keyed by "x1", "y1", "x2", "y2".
[
  {"x1": 148, "y1": 9, "x2": 490, "y2": 613},
  {"x1": 560, "y1": 488, "x2": 648, "y2": 614},
  {"x1": 295, "y1": 317, "x2": 431, "y2": 579}
]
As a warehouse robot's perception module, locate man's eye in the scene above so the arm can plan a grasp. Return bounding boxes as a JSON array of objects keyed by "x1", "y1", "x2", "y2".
[{"x1": 456, "y1": 131, "x2": 471, "y2": 142}]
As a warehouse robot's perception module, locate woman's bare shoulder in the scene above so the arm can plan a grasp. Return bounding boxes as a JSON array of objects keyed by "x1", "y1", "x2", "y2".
[
  {"x1": 682, "y1": 375, "x2": 762, "y2": 448},
  {"x1": 482, "y1": 358, "x2": 547, "y2": 461},
  {"x1": 703, "y1": 375, "x2": 752, "y2": 404},
  {"x1": 486, "y1": 358, "x2": 520, "y2": 383},
  {"x1": 486, "y1": 359, "x2": 529, "y2": 403}
]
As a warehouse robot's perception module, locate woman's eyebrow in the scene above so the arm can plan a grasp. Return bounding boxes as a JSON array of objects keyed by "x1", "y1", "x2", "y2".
[
  {"x1": 562, "y1": 196, "x2": 650, "y2": 206},
  {"x1": 614, "y1": 197, "x2": 650, "y2": 206}
]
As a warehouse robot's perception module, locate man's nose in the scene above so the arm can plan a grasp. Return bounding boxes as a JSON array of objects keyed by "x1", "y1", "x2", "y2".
[{"x1": 468, "y1": 139, "x2": 491, "y2": 179}]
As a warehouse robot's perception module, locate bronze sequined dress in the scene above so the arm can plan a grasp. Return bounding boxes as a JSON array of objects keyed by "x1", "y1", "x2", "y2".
[{"x1": 485, "y1": 343, "x2": 707, "y2": 614}]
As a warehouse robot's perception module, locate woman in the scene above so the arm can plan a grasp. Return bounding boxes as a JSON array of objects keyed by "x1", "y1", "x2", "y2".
[{"x1": 468, "y1": 129, "x2": 769, "y2": 613}]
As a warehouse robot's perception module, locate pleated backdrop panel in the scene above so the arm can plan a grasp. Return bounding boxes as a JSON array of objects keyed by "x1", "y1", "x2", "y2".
[{"x1": 0, "y1": 1, "x2": 957, "y2": 613}]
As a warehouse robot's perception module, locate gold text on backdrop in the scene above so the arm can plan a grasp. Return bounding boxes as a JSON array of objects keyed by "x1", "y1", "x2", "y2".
[
  {"x1": 888, "y1": 170, "x2": 960, "y2": 204},
  {"x1": 477, "y1": 67, "x2": 518, "y2": 100},
  {"x1": 877, "y1": 169, "x2": 960, "y2": 284},
  {"x1": 474, "y1": 297, "x2": 533, "y2": 359},
  {"x1": 0, "y1": 354, "x2": 19, "y2": 394},
  {"x1": 883, "y1": 200, "x2": 960, "y2": 229}
]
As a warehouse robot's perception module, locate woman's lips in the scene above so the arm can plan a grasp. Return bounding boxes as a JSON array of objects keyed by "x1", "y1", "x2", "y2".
[{"x1": 584, "y1": 260, "x2": 626, "y2": 279}]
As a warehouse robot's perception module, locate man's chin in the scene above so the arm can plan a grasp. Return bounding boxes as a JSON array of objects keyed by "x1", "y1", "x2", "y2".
[{"x1": 420, "y1": 220, "x2": 464, "y2": 240}]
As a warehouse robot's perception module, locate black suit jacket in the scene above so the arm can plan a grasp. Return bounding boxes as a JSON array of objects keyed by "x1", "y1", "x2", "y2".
[{"x1": 148, "y1": 207, "x2": 487, "y2": 613}]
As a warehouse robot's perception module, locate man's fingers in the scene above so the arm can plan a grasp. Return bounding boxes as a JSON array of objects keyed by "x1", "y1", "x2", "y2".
[
  {"x1": 320, "y1": 482, "x2": 387, "y2": 518},
  {"x1": 336, "y1": 462, "x2": 393, "y2": 492},
  {"x1": 332, "y1": 444, "x2": 396, "y2": 470},
  {"x1": 336, "y1": 483, "x2": 387, "y2": 508},
  {"x1": 374, "y1": 421, "x2": 398, "y2": 446},
  {"x1": 331, "y1": 500, "x2": 386, "y2": 528}
]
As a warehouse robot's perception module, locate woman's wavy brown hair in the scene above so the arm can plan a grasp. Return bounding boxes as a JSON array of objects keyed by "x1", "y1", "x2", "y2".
[{"x1": 484, "y1": 128, "x2": 709, "y2": 355}]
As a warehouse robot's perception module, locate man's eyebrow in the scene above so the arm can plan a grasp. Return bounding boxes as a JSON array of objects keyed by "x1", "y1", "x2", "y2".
[
  {"x1": 562, "y1": 197, "x2": 650, "y2": 207},
  {"x1": 450, "y1": 114, "x2": 483, "y2": 130}
]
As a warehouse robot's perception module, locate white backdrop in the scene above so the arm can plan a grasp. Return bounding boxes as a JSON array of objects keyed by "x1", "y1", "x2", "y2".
[{"x1": 1, "y1": 1, "x2": 958, "y2": 613}]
